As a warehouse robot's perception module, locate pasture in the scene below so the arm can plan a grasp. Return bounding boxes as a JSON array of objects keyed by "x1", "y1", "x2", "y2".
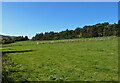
[{"x1": 2, "y1": 36, "x2": 118, "y2": 81}]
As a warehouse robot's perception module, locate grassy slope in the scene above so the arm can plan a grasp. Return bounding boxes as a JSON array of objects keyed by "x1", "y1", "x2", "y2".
[{"x1": 2, "y1": 36, "x2": 118, "y2": 81}]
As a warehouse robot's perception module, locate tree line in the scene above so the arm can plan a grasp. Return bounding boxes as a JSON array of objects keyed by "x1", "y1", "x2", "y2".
[
  {"x1": 1, "y1": 21, "x2": 119, "y2": 44},
  {"x1": 1, "y1": 36, "x2": 29, "y2": 44},
  {"x1": 32, "y1": 21, "x2": 119, "y2": 41}
]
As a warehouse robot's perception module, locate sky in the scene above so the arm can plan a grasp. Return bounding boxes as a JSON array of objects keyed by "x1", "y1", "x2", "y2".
[
  {"x1": 1, "y1": 0, "x2": 120, "y2": 2},
  {"x1": 2, "y1": 2, "x2": 118, "y2": 38}
]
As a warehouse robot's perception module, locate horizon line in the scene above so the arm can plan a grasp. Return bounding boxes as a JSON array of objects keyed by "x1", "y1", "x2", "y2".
[{"x1": 1, "y1": 21, "x2": 118, "y2": 39}]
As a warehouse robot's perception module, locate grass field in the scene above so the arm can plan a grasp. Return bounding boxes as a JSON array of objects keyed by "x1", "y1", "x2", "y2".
[{"x1": 2, "y1": 36, "x2": 118, "y2": 81}]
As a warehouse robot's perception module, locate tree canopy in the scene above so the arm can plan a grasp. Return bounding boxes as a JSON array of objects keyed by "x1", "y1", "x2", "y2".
[{"x1": 32, "y1": 21, "x2": 119, "y2": 41}]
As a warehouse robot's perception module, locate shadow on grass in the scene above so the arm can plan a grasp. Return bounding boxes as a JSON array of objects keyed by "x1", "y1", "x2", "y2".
[
  {"x1": 2, "y1": 50, "x2": 34, "y2": 82},
  {"x1": 2, "y1": 50, "x2": 34, "y2": 54}
]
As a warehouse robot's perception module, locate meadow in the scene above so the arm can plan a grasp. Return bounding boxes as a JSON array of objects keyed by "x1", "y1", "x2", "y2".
[{"x1": 2, "y1": 36, "x2": 118, "y2": 81}]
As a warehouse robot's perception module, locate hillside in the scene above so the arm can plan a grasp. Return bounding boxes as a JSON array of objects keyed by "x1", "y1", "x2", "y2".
[
  {"x1": 2, "y1": 36, "x2": 118, "y2": 81},
  {"x1": 0, "y1": 34, "x2": 17, "y2": 40}
]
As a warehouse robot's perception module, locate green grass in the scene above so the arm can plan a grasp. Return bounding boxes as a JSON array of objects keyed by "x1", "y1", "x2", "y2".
[{"x1": 2, "y1": 36, "x2": 118, "y2": 81}]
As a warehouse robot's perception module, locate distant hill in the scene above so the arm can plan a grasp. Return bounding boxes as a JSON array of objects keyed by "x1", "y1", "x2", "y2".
[{"x1": 0, "y1": 34, "x2": 17, "y2": 40}]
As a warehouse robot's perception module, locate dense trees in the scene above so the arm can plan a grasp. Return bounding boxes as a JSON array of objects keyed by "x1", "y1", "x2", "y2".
[
  {"x1": 1, "y1": 21, "x2": 119, "y2": 44},
  {"x1": 14, "y1": 36, "x2": 29, "y2": 41},
  {"x1": 118, "y1": 20, "x2": 120, "y2": 37},
  {"x1": 32, "y1": 22, "x2": 119, "y2": 41},
  {"x1": 2, "y1": 36, "x2": 29, "y2": 44}
]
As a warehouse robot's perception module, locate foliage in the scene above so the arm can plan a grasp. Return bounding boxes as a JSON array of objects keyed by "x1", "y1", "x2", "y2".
[
  {"x1": 2, "y1": 36, "x2": 29, "y2": 44},
  {"x1": 32, "y1": 22, "x2": 118, "y2": 41}
]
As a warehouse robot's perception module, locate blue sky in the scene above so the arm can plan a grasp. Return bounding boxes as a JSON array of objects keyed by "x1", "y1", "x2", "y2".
[{"x1": 2, "y1": 2, "x2": 118, "y2": 38}]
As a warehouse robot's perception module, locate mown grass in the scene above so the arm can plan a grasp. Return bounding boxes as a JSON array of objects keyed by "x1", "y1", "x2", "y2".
[{"x1": 2, "y1": 36, "x2": 118, "y2": 81}]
